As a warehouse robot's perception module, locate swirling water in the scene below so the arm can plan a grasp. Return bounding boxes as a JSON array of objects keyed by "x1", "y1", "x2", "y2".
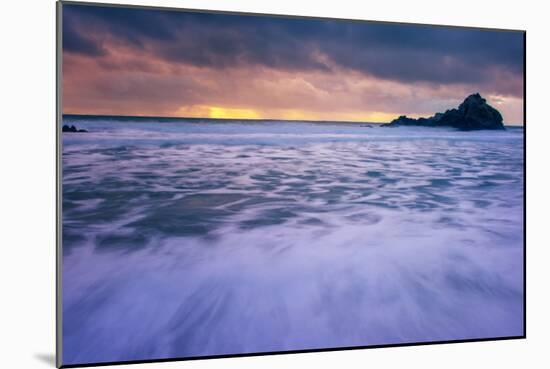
[{"x1": 62, "y1": 119, "x2": 524, "y2": 365}]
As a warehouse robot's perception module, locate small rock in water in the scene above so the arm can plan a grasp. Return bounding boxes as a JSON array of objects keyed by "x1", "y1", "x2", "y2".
[{"x1": 62, "y1": 125, "x2": 88, "y2": 133}]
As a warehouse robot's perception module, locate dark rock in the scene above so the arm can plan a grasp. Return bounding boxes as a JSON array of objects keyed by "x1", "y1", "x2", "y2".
[
  {"x1": 62, "y1": 125, "x2": 88, "y2": 133},
  {"x1": 383, "y1": 93, "x2": 504, "y2": 130}
]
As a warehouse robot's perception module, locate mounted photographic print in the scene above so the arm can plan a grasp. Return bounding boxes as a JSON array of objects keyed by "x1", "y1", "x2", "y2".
[{"x1": 57, "y1": 1, "x2": 526, "y2": 367}]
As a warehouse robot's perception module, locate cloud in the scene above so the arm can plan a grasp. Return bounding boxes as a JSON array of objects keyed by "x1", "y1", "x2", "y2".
[
  {"x1": 62, "y1": 16, "x2": 106, "y2": 56},
  {"x1": 63, "y1": 52, "x2": 524, "y2": 124},
  {"x1": 63, "y1": 4, "x2": 524, "y2": 92},
  {"x1": 61, "y1": 4, "x2": 524, "y2": 123}
]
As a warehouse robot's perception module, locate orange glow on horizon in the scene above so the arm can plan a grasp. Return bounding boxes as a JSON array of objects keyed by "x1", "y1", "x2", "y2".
[
  {"x1": 174, "y1": 105, "x2": 262, "y2": 120},
  {"x1": 171, "y1": 105, "x2": 400, "y2": 123},
  {"x1": 208, "y1": 107, "x2": 262, "y2": 120}
]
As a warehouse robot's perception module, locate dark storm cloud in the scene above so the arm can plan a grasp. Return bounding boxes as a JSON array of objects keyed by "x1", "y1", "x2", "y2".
[
  {"x1": 63, "y1": 15, "x2": 106, "y2": 56},
  {"x1": 322, "y1": 24, "x2": 524, "y2": 84},
  {"x1": 62, "y1": 4, "x2": 524, "y2": 88}
]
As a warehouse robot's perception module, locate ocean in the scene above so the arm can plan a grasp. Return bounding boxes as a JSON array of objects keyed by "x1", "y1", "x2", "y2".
[{"x1": 61, "y1": 117, "x2": 524, "y2": 364}]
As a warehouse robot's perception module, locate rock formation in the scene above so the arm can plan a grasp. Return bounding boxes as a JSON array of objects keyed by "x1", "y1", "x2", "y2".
[
  {"x1": 62, "y1": 125, "x2": 88, "y2": 133},
  {"x1": 382, "y1": 93, "x2": 504, "y2": 130}
]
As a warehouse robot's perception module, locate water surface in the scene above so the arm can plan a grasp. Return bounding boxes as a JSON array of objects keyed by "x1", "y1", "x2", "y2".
[{"x1": 62, "y1": 118, "x2": 524, "y2": 365}]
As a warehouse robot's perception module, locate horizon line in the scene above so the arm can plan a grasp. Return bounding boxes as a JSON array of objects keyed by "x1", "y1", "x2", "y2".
[
  {"x1": 62, "y1": 113, "x2": 525, "y2": 126},
  {"x1": 62, "y1": 113, "x2": 386, "y2": 125}
]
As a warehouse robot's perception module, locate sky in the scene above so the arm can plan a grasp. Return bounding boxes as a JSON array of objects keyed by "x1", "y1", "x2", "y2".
[{"x1": 62, "y1": 4, "x2": 525, "y2": 124}]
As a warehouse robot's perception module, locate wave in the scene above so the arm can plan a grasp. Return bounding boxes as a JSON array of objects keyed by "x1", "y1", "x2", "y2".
[{"x1": 61, "y1": 121, "x2": 524, "y2": 364}]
